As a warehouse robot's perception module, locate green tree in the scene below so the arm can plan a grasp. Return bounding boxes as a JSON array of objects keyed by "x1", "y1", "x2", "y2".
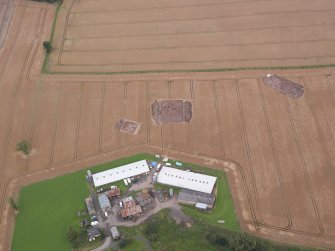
[
  {"x1": 8, "y1": 197, "x2": 18, "y2": 211},
  {"x1": 229, "y1": 233, "x2": 256, "y2": 251},
  {"x1": 16, "y1": 140, "x2": 31, "y2": 155},
  {"x1": 43, "y1": 41, "x2": 51, "y2": 53},
  {"x1": 206, "y1": 231, "x2": 227, "y2": 247}
]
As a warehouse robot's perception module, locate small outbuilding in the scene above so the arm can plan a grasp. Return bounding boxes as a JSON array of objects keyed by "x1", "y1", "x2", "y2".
[
  {"x1": 98, "y1": 194, "x2": 111, "y2": 212},
  {"x1": 107, "y1": 187, "x2": 121, "y2": 198},
  {"x1": 85, "y1": 197, "x2": 96, "y2": 216},
  {"x1": 110, "y1": 226, "x2": 120, "y2": 240}
]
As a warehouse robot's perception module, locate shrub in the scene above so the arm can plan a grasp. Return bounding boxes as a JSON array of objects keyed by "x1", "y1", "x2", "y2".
[
  {"x1": 8, "y1": 197, "x2": 18, "y2": 211},
  {"x1": 206, "y1": 231, "x2": 227, "y2": 247},
  {"x1": 119, "y1": 239, "x2": 131, "y2": 249},
  {"x1": 16, "y1": 140, "x2": 31, "y2": 155},
  {"x1": 43, "y1": 41, "x2": 51, "y2": 53},
  {"x1": 229, "y1": 232, "x2": 256, "y2": 251}
]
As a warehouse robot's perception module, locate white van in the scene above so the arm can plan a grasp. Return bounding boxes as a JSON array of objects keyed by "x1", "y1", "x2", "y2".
[
  {"x1": 157, "y1": 164, "x2": 161, "y2": 171},
  {"x1": 166, "y1": 163, "x2": 172, "y2": 166},
  {"x1": 123, "y1": 179, "x2": 128, "y2": 186}
]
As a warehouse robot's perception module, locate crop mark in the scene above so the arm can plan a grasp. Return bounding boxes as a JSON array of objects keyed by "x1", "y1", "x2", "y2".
[
  {"x1": 235, "y1": 80, "x2": 264, "y2": 226},
  {"x1": 145, "y1": 81, "x2": 150, "y2": 143},
  {"x1": 47, "y1": 84, "x2": 63, "y2": 166},
  {"x1": 0, "y1": 6, "x2": 25, "y2": 83},
  {"x1": 257, "y1": 79, "x2": 292, "y2": 229},
  {"x1": 98, "y1": 82, "x2": 106, "y2": 153},
  {"x1": 73, "y1": 82, "x2": 84, "y2": 160},
  {"x1": 284, "y1": 92, "x2": 324, "y2": 234},
  {"x1": 23, "y1": 81, "x2": 43, "y2": 171},
  {"x1": 213, "y1": 81, "x2": 225, "y2": 159},
  {"x1": 189, "y1": 81, "x2": 199, "y2": 154}
]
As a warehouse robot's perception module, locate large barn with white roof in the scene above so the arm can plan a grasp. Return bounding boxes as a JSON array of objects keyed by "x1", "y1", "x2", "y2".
[
  {"x1": 92, "y1": 160, "x2": 149, "y2": 187},
  {"x1": 157, "y1": 166, "x2": 217, "y2": 194}
]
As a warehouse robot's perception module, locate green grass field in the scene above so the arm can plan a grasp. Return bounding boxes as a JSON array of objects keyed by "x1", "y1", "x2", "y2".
[{"x1": 11, "y1": 153, "x2": 154, "y2": 251}]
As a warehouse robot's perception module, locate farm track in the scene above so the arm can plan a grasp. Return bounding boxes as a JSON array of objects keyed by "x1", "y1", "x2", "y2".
[{"x1": 1, "y1": 0, "x2": 335, "y2": 250}]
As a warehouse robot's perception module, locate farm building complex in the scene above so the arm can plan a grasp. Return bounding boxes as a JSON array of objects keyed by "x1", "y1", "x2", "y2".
[
  {"x1": 92, "y1": 160, "x2": 149, "y2": 187},
  {"x1": 157, "y1": 166, "x2": 217, "y2": 194}
]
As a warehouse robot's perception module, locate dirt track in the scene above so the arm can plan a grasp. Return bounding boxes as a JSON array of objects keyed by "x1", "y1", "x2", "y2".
[
  {"x1": 1, "y1": 1, "x2": 335, "y2": 251},
  {"x1": 49, "y1": 0, "x2": 335, "y2": 72}
]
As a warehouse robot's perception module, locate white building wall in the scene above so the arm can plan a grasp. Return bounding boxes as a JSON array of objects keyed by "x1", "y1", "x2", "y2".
[
  {"x1": 92, "y1": 160, "x2": 149, "y2": 187},
  {"x1": 157, "y1": 166, "x2": 217, "y2": 194}
]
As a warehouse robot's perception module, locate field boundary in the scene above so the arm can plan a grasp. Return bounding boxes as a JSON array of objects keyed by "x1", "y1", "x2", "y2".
[{"x1": 42, "y1": 63, "x2": 335, "y2": 75}]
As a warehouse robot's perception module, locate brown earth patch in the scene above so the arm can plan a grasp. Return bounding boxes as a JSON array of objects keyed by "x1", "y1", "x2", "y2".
[
  {"x1": 151, "y1": 100, "x2": 192, "y2": 124},
  {"x1": 262, "y1": 74, "x2": 304, "y2": 98},
  {"x1": 116, "y1": 119, "x2": 141, "y2": 135}
]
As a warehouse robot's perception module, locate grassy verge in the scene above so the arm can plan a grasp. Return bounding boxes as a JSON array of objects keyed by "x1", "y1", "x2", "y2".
[
  {"x1": 41, "y1": 1, "x2": 61, "y2": 73},
  {"x1": 11, "y1": 153, "x2": 153, "y2": 251},
  {"x1": 45, "y1": 63, "x2": 335, "y2": 75}
]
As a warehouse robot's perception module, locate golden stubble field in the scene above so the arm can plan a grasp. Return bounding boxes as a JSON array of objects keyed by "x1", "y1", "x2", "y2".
[
  {"x1": 49, "y1": 0, "x2": 335, "y2": 73},
  {"x1": 0, "y1": 0, "x2": 335, "y2": 250}
]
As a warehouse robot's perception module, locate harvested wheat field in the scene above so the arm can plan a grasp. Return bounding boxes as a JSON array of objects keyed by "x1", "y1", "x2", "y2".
[
  {"x1": 1, "y1": 0, "x2": 335, "y2": 251},
  {"x1": 0, "y1": 0, "x2": 14, "y2": 48},
  {"x1": 49, "y1": 0, "x2": 335, "y2": 73}
]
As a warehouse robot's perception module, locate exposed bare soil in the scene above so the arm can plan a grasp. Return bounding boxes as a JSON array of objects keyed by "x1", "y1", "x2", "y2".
[
  {"x1": 262, "y1": 74, "x2": 304, "y2": 98},
  {"x1": 49, "y1": 0, "x2": 335, "y2": 73},
  {"x1": 151, "y1": 100, "x2": 192, "y2": 124},
  {"x1": 117, "y1": 119, "x2": 141, "y2": 135},
  {"x1": 1, "y1": 1, "x2": 335, "y2": 251}
]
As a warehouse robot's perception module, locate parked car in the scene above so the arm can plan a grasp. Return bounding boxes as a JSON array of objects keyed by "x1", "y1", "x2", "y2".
[
  {"x1": 123, "y1": 179, "x2": 128, "y2": 186},
  {"x1": 119, "y1": 201, "x2": 123, "y2": 208},
  {"x1": 166, "y1": 163, "x2": 172, "y2": 166},
  {"x1": 127, "y1": 178, "x2": 131, "y2": 184},
  {"x1": 91, "y1": 220, "x2": 99, "y2": 226}
]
